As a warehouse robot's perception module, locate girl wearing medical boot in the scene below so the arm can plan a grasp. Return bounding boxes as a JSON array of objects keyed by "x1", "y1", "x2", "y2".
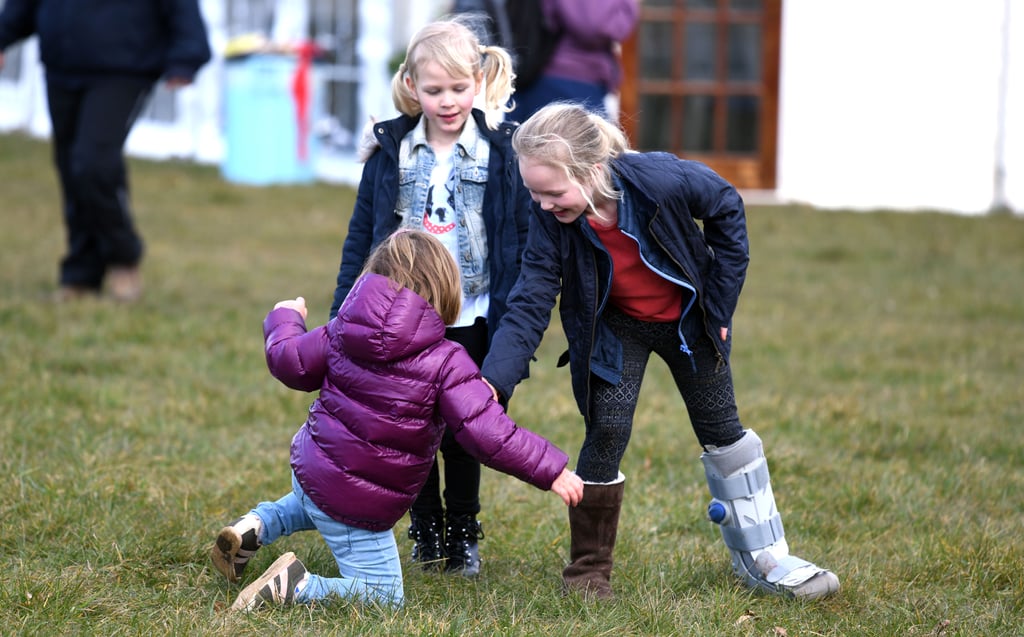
[{"x1": 480, "y1": 103, "x2": 840, "y2": 601}]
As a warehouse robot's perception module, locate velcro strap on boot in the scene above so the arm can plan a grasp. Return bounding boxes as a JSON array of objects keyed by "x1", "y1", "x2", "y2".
[
  {"x1": 705, "y1": 459, "x2": 770, "y2": 501},
  {"x1": 760, "y1": 554, "x2": 816, "y2": 584},
  {"x1": 720, "y1": 513, "x2": 785, "y2": 552}
]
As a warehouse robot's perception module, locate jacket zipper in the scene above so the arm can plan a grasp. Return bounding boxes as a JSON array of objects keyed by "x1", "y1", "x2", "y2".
[{"x1": 646, "y1": 212, "x2": 728, "y2": 370}]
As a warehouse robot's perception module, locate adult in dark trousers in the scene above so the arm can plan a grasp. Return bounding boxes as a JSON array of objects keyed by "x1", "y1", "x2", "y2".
[{"x1": 0, "y1": 0, "x2": 211, "y2": 302}]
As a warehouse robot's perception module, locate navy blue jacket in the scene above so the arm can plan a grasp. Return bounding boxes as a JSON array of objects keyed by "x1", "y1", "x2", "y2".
[
  {"x1": 0, "y1": 0, "x2": 211, "y2": 83},
  {"x1": 480, "y1": 152, "x2": 750, "y2": 418},
  {"x1": 330, "y1": 109, "x2": 533, "y2": 345}
]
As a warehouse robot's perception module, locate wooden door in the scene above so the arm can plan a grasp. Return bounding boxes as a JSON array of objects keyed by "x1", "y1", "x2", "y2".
[{"x1": 619, "y1": 0, "x2": 781, "y2": 189}]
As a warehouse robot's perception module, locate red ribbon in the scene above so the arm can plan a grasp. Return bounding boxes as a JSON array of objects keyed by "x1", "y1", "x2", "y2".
[{"x1": 290, "y1": 42, "x2": 317, "y2": 161}]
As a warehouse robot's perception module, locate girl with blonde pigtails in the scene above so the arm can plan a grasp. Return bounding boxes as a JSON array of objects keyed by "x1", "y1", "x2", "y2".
[{"x1": 326, "y1": 16, "x2": 534, "y2": 577}]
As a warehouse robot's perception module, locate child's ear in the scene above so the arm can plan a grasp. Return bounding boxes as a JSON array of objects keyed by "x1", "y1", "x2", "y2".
[{"x1": 474, "y1": 70, "x2": 484, "y2": 95}]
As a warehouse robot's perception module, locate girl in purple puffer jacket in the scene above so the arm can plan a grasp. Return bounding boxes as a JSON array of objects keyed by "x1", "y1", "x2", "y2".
[{"x1": 210, "y1": 230, "x2": 583, "y2": 612}]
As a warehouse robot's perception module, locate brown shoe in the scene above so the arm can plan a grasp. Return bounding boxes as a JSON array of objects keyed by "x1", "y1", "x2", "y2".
[
  {"x1": 106, "y1": 266, "x2": 142, "y2": 302},
  {"x1": 53, "y1": 285, "x2": 99, "y2": 302}
]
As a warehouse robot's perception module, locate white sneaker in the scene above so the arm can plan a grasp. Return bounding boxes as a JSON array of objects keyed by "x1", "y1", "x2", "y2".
[{"x1": 230, "y1": 552, "x2": 308, "y2": 612}]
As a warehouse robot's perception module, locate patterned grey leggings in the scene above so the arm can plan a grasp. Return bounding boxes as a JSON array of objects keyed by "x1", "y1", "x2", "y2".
[{"x1": 576, "y1": 308, "x2": 746, "y2": 483}]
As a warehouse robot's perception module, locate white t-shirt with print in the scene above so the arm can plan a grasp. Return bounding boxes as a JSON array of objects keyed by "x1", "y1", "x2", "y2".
[{"x1": 424, "y1": 146, "x2": 490, "y2": 328}]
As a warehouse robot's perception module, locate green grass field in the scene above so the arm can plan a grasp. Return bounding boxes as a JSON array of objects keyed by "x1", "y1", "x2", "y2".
[{"x1": 1, "y1": 131, "x2": 1022, "y2": 636}]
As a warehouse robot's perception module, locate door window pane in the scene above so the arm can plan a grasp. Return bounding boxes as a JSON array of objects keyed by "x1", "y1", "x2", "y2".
[
  {"x1": 683, "y1": 95, "x2": 715, "y2": 152},
  {"x1": 684, "y1": 22, "x2": 717, "y2": 81},
  {"x1": 637, "y1": 94, "x2": 673, "y2": 151},
  {"x1": 725, "y1": 95, "x2": 759, "y2": 152},
  {"x1": 727, "y1": 23, "x2": 761, "y2": 82},
  {"x1": 639, "y1": 22, "x2": 675, "y2": 80},
  {"x1": 685, "y1": 0, "x2": 718, "y2": 8},
  {"x1": 731, "y1": 0, "x2": 763, "y2": 10}
]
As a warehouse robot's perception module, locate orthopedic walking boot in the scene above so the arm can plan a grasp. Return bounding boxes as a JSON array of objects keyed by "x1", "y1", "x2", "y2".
[
  {"x1": 445, "y1": 513, "x2": 484, "y2": 577},
  {"x1": 561, "y1": 472, "x2": 625, "y2": 600},
  {"x1": 701, "y1": 430, "x2": 840, "y2": 600},
  {"x1": 408, "y1": 510, "x2": 446, "y2": 571}
]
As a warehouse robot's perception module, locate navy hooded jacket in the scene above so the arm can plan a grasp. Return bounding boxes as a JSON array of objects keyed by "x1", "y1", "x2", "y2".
[{"x1": 480, "y1": 152, "x2": 750, "y2": 419}]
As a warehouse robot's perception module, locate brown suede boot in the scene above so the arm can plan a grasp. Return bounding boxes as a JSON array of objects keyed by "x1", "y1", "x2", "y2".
[{"x1": 561, "y1": 473, "x2": 625, "y2": 600}]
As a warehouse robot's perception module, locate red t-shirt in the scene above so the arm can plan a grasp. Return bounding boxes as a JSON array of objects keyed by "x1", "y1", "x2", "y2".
[{"x1": 589, "y1": 218, "x2": 683, "y2": 322}]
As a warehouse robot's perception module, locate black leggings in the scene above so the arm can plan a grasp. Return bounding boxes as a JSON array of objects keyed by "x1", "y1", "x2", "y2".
[{"x1": 576, "y1": 309, "x2": 745, "y2": 483}]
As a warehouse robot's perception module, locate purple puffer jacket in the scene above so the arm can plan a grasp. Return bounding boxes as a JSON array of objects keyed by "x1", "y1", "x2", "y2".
[{"x1": 263, "y1": 273, "x2": 569, "y2": 532}]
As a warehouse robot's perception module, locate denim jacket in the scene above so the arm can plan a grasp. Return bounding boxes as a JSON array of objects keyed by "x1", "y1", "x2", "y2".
[
  {"x1": 330, "y1": 110, "x2": 533, "y2": 347},
  {"x1": 396, "y1": 115, "x2": 491, "y2": 296}
]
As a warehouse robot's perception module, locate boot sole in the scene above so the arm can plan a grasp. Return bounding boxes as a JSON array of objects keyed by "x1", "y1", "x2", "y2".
[
  {"x1": 230, "y1": 551, "x2": 300, "y2": 611},
  {"x1": 211, "y1": 527, "x2": 243, "y2": 583}
]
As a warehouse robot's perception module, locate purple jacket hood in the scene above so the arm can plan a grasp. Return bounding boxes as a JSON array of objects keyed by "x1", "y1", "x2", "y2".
[{"x1": 264, "y1": 273, "x2": 569, "y2": 532}]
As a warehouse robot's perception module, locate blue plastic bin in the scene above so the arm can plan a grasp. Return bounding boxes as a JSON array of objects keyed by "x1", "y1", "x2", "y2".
[{"x1": 222, "y1": 54, "x2": 320, "y2": 185}]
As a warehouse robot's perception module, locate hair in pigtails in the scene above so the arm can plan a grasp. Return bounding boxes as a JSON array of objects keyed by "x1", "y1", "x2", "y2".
[
  {"x1": 388, "y1": 17, "x2": 515, "y2": 130},
  {"x1": 390, "y1": 59, "x2": 419, "y2": 118},
  {"x1": 478, "y1": 43, "x2": 515, "y2": 128}
]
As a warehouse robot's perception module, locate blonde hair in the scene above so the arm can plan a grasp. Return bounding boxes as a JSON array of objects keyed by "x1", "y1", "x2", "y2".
[
  {"x1": 360, "y1": 230, "x2": 462, "y2": 325},
  {"x1": 391, "y1": 17, "x2": 515, "y2": 130},
  {"x1": 512, "y1": 103, "x2": 631, "y2": 214}
]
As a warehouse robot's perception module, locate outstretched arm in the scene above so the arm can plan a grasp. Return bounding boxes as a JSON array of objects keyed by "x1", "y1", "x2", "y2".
[{"x1": 263, "y1": 298, "x2": 329, "y2": 392}]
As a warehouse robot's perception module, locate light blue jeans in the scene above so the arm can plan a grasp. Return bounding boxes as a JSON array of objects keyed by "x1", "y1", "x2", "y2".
[{"x1": 250, "y1": 473, "x2": 405, "y2": 607}]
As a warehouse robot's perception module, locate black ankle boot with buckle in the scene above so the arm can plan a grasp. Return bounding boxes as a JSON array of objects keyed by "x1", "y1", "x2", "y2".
[
  {"x1": 408, "y1": 511, "x2": 446, "y2": 571},
  {"x1": 445, "y1": 513, "x2": 484, "y2": 577}
]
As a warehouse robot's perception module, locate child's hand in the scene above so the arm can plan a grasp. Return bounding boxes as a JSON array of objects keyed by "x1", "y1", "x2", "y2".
[
  {"x1": 550, "y1": 468, "x2": 584, "y2": 507},
  {"x1": 274, "y1": 296, "x2": 308, "y2": 320},
  {"x1": 482, "y1": 378, "x2": 500, "y2": 402}
]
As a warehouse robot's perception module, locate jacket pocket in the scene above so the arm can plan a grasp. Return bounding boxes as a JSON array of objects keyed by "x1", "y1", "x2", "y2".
[{"x1": 396, "y1": 167, "x2": 418, "y2": 215}]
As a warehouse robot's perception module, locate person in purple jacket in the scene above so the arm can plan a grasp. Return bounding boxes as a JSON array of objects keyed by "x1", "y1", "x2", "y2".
[
  {"x1": 211, "y1": 229, "x2": 583, "y2": 612},
  {"x1": 507, "y1": 0, "x2": 638, "y2": 123}
]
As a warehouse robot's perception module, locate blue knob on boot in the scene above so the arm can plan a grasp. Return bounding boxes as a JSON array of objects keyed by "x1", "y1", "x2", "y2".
[{"x1": 707, "y1": 499, "x2": 730, "y2": 524}]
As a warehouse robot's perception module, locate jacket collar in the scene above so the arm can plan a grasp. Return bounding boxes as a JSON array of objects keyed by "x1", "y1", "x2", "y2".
[
  {"x1": 376, "y1": 109, "x2": 512, "y2": 161},
  {"x1": 408, "y1": 111, "x2": 483, "y2": 161}
]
